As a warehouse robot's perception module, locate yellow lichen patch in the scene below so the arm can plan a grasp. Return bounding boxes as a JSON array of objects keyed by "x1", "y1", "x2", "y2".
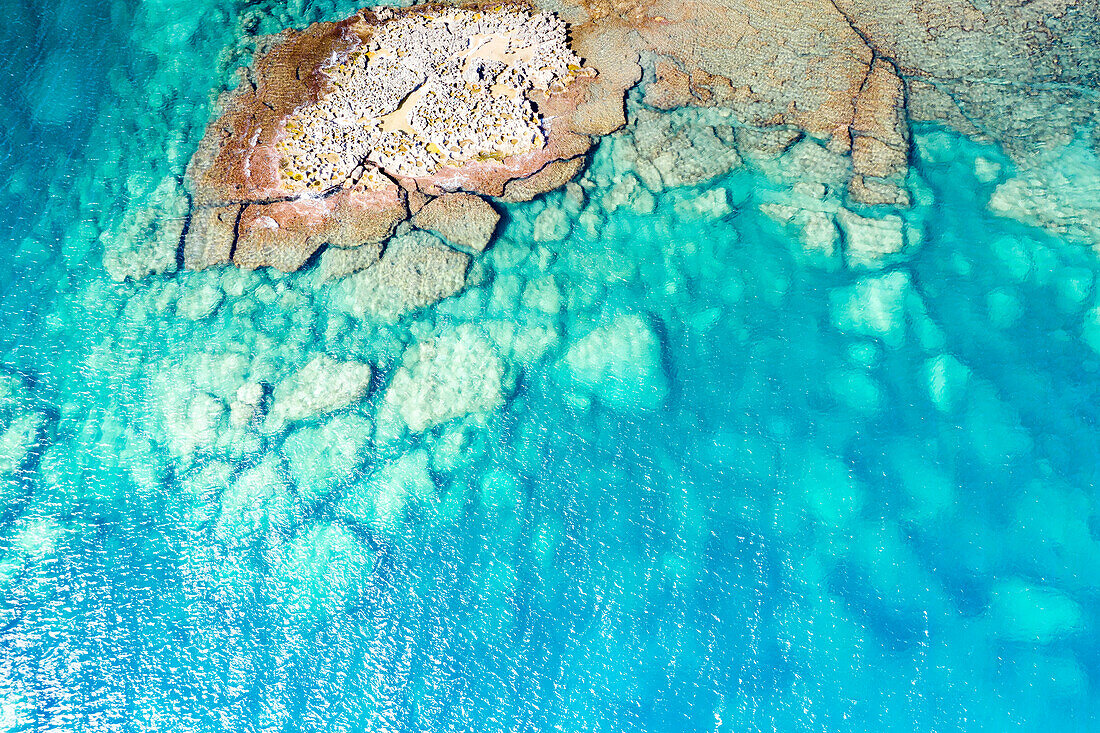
[{"x1": 490, "y1": 83, "x2": 519, "y2": 100}]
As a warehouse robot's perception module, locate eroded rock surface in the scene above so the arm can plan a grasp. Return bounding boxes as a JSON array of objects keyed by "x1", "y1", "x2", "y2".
[
  {"x1": 543, "y1": 0, "x2": 1100, "y2": 236},
  {"x1": 183, "y1": 2, "x2": 602, "y2": 283},
  {"x1": 168, "y1": 0, "x2": 1100, "y2": 295},
  {"x1": 411, "y1": 192, "x2": 500, "y2": 252}
]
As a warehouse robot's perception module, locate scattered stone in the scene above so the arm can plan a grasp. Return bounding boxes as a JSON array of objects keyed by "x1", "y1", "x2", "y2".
[{"x1": 412, "y1": 193, "x2": 499, "y2": 252}]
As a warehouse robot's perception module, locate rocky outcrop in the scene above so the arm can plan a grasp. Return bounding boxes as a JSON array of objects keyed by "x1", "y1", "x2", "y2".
[
  {"x1": 411, "y1": 192, "x2": 499, "y2": 252},
  {"x1": 182, "y1": 2, "x2": 609, "y2": 283},
  {"x1": 542, "y1": 0, "x2": 1100, "y2": 222}
]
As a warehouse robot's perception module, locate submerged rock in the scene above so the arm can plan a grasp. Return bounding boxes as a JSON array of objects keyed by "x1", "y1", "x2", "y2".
[
  {"x1": 988, "y1": 579, "x2": 1084, "y2": 643},
  {"x1": 339, "y1": 448, "x2": 438, "y2": 532},
  {"x1": 333, "y1": 229, "x2": 469, "y2": 320},
  {"x1": 532, "y1": 205, "x2": 572, "y2": 242},
  {"x1": 101, "y1": 176, "x2": 188, "y2": 282},
  {"x1": 0, "y1": 411, "x2": 45, "y2": 476},
  {"x1": 215, "y1": 454, "x2": 297, "y2": 548},
  {"x1": 560, "y1": 313, "x2": 668, "y2": 411},
  {"x1": 411, "y1": 192, "x2": 499, "y2": 253},
  {"x1": 274, "y1": 521, "x2": 373, "y2": 617},
  {"x1": 988, "y1": 144, "x2": 1100, "y2": 248},
  {"x1": 383, "y1": 325, "x2": 506, "y2": 433},
  {"x1": 316, "y1": 242, "x2": 384, "y2": 283},
  {"x1": 614, "y1": 107, "x2": 742, "y2": 192},
  {"x1": 836, "y1": 208, "x2": 915, "y2": 270},
  {"x1": 830, "y1": 271, "x2": 912, "y2": 349},
  {"x1": 282, "y1": 413, "x2": 373, "y2": 503}
]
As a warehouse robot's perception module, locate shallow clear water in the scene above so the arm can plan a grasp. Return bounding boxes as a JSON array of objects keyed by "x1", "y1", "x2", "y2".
[{"x1": 3, "y1": 1, "x2": 1100, "y2": 730}]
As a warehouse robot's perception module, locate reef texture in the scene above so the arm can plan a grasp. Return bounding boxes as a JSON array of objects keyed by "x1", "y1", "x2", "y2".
[
  {"x1": 539, "y1": 0, "x2": 1100, "y2": 216},
  {"x1": 184, "y1": 2, "x2": 597, "y2": 274}
]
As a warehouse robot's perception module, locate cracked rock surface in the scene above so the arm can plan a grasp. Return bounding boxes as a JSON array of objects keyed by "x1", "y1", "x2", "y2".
[
  {"x1": 173, "y1": 0, "x2": 1100, "y2": 294},
  {"x1": 183, "y1": 1, "x2": 602, "y2": 281}
]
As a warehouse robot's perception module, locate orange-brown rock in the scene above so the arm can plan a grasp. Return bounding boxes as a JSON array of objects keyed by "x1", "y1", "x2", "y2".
[
  {"x1": 182, "y1": 2, "x2": 617, "y2": 273},
  {"x1": 186, "y1": 18, "x2": 362, "y2": 207},
  {"x1": 230, "y1": 181, "x2": 406, "y2": 272}
]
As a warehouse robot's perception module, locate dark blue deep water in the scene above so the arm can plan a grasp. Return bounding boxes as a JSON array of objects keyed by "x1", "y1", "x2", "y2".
[{"x1": 3, "y1": 1, "x2": 1100, "y2": 730}]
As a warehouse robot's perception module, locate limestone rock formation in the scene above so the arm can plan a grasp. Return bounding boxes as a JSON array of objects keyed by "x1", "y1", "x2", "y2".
[
  {"x1": 541, "y1": 0, "x2": 1100, "y2": 229},
  {"x1": 166, "y1": 0, "x2": 1100, "y2": 295},
  {"x1": 183, "y1": 2, "x2": 605, "y2": 283}
]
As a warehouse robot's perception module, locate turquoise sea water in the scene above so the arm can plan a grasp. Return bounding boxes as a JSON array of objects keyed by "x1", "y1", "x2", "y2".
[{"x1": 4, "y1": 1, "x2": 1100, "y2": 730}]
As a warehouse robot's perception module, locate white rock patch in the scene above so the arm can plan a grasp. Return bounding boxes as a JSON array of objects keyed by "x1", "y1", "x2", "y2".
[{"x1": 277, "y1": 5, "x2": 593, "y2": 190}]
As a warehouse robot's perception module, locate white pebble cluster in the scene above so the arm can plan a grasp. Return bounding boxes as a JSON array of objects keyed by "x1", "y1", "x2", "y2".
[{"x1": 276, "y1": 5, "x2": 593, "y2": 191}]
